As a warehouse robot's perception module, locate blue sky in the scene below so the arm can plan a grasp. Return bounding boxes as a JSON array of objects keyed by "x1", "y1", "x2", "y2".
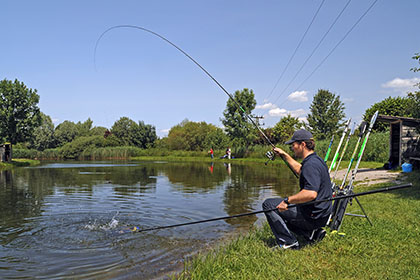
[{"x1": 1, "y1": 1, "x2": 419, "y2": 137}]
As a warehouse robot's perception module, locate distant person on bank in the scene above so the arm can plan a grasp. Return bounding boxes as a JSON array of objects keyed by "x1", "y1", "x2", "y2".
[{"x1": 262, "y1": 129, "x2": 332, "y2": 249}]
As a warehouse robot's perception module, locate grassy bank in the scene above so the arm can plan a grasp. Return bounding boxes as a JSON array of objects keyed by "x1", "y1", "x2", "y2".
[
  {"x1": 0, "y1": 159, "x2": 40, "y2": 170},
  {"x1": 175, "y1": 172, "x2": 420, "y2": 279}
]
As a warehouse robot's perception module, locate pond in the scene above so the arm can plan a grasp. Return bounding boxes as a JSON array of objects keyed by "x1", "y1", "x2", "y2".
[{"x1": 0, "y1": 160, "x2": 298, "y2": 279}]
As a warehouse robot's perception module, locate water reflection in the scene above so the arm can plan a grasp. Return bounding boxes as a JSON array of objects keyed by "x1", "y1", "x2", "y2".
[{"x1": 0, "y1": 160, "x2": 298, "y2": 279}]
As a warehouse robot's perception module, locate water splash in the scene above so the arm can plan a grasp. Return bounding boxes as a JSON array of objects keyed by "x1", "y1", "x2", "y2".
[{"x1": 84, "y1": 212, "x2": 120, "y2": 231}]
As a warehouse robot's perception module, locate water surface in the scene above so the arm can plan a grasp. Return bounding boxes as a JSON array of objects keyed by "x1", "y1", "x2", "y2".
[{"x1": 0, "y1": 160, "x2": 298, "y2": 279}]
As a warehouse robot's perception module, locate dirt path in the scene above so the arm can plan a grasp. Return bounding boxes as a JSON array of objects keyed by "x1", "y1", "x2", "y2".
[{"x1": 333, "y1": 168, "x2": 405, "y2": 186}]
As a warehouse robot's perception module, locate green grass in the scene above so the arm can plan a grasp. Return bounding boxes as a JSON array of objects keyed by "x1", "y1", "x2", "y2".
[
  {"x1": 0, "y1": 159, "x2": 40, "y2": 169},
  {"x1": 174, "y1": 172, "x2": 420, "y2": 279}
]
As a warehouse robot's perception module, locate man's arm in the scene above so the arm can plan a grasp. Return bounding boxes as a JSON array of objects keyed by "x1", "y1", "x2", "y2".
[
  {"x1": 273, "y1": 147, "x2": 301, "y2": 175},
  {"x1": 277, "y1": 189, "x2": 317, "y2": 212}
]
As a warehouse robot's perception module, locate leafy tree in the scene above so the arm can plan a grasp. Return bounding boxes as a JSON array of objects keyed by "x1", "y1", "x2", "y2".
[
  {"x1": 407, "y1": 53, "x2": 420, "y2": 119},
  {"x1": 111, "y1": 117, "x2": 157, "y2": 148},
  {"x1": 167, "y1": 119, "x2": 228, "y2": 150},
  {"x1": 363, "y1": 96, "x2": 412, "y2": 132},
  {"x1": 253, "y1": 127, "x2": 275, "y2": 145},
  {"x1": 111, "y1": 117, "x2": 137, "y2": 146},
  {"x1": 306, "y1": 89, "x2": 345, "y2": 140},
  {"x1": 221, "y1": 88, "x2": 257, "y2": 146},
  {"x1": 54, "y1": 120, "x2": 79, "y2": 147},
  {"x1": 76, "y1": 118, "x2": 93, "y2": 137},
  {"x1": 30, "y1": 112, "x2": 55, "y2": 150},
  {"x1": 410, "y1": 53, "x2": 420, "y2": 74},
  {"x1": 136, "y1": 121, "x2": 157, "y2": 148},
  {"x1": 0, "y1": 79, "x2": 41, "y2": 144},
  {"x1": 272, "y1": 114, "x2": 302, "y2": 144},
  {"x1": 90, "y1": 126, "x2": 108, "y2": 136}
]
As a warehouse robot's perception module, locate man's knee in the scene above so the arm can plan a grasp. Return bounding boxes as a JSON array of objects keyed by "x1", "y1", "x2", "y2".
[{"x1": 262, "y1": 198, "x2": 279, "y2": 210}]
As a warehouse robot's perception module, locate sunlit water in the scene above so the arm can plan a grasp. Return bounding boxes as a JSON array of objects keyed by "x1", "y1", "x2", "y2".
[{"x1": 0, "y1": 160, "x2": 298, "y2": 279}]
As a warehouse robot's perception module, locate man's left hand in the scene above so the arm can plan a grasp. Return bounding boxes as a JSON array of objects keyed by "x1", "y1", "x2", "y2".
[{"x1": 277, "y1": 200, "x2": 288, "y2": 212}]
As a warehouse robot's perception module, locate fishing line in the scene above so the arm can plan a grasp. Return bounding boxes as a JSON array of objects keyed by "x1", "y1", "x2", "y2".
[
  {"x1": 265, "y1": 0, "x2": 326, "y2": 101},
  {"x1": 94, "y1": 25, "x2": 298, "y2": 177},
  {"x1": 94, "y1": 25, "x2": 268, "y2": 142}
]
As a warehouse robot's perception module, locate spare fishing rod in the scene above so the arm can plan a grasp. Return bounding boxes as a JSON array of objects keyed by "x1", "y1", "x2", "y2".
[
  {"x1": 329, "y1": 119, "x2": 351, "y2": 173},
  {"x1": 94, "y1": 25, "x2": 298, "y2": 178},
  {"x1": 129, "y1": 183, "x2": 412, "y2": 233},
  {"x1": 331, "y1": 122, "x2": 356, "y2": 181}
]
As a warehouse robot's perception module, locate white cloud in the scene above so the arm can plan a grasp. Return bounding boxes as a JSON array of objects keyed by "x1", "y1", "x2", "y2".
[
  {"x1": 159, "y1": 128, "x2": 170, "y2": 137},
  {"x1": 268, "y1": 107, "x2": 287, "y2": 117},
  {"x1": 287, "y1": 90, "x2": 308, "y2": 102},
  {"x1": 256, "y1": 102, "x2": 277, "y2": 110},
  {"x1": 52, "y1": 118, "x2": 60, "y2": 124},
  {"x1": 268, "y1": 108, "x2": 306, "y2": 118},
  {"x1": 382, "y1": 77, "x2": 420, "y2": 93}
]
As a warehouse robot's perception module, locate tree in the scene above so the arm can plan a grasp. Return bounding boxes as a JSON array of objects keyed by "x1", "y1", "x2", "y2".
[
  {"x1": 54, "y1": 120, "x2": 79, "y2": 147},
  {"x1": 111, "y1": 117, "x2": 157, "y2": 148},
  {"x1": 363, "y1": 96, "x2": 412, "y2": 132},
  {"x1": 0, "y1": 79, "x2": 41, "y2": 144},
  {"x1": 30, "y1": 112, "x2": 55, "y2": 150},
  {"x1": 167, "y1": 119, "x2": 228, "y2": 150},
  {"x1": 407, "y1": 52, "x2": 420, "y2": 119},
  {"x1": 134, "y1": 121, "x2": 157, "y2": 148},
  {"x1": 76, "y1": 118, "x2": 93, "y2": 137},
  {"x1": 90, "y1": 126, "x2": 108, "y2": 136},
  {"x1": 111, "y1": 117, "x2": 139, "y2": 146},
  {"x1": 221, "y1": 88, "x2": 257, "y2": 146},
  {"x1": 410, "y1": 53, "x2": 420, "y2": 74},
  {"x1": 272, "y1": 114, "x2": 302, "y2": 144},
  {"x1": 306, "y1": 89, "x2": 345, "y2": 140}
]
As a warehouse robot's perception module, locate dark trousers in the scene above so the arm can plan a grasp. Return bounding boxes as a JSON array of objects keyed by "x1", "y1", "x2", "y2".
[{"x1": 262, "y1": 197, "x2": 320, "y2": 245}]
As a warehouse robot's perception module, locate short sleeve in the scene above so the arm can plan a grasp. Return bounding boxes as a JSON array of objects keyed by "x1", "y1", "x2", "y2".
[{"x1": 301, "y1": 163, "x2": 321, "y2": 192}]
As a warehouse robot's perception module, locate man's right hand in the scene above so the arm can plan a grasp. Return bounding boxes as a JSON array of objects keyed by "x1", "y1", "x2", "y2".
[{"x1": 273, "y1": 147, "x2": 286, "y2": 157}]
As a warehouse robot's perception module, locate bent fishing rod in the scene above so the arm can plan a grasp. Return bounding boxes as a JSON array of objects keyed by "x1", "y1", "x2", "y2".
[
  {"x1": 94, "y1": 25, "x2": 298, "y2": 177},
  {"x1": 130, "y1": 183, "x2": 412, "y2": 233}
]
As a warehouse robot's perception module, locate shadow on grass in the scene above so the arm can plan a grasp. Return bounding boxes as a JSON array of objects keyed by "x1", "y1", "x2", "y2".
[{"x1": 394, "y1": 171, "x2": 420, "y2": 200}]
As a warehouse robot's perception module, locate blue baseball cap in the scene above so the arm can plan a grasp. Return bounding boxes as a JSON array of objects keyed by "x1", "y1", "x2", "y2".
[{"x1": 285, "y1": 129, "x2": 313, "y2": 144}]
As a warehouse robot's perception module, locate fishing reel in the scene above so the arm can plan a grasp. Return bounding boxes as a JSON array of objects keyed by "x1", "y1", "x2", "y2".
[{"x1": 264, "y1": 151, "x2": 275, "y2": 165}]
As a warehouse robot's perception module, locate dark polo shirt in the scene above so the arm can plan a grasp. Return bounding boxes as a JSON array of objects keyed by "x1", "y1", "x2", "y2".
[{"x1": 299, "y1": 152, "x2": 332, "y2": 223}]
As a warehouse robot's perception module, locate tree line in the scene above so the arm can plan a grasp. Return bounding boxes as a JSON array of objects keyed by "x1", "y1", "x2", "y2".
[{"x1": 1, "y1": 53, "x2": 419, "y2": 157}]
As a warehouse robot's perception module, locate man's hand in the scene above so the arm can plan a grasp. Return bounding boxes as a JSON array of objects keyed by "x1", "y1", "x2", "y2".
[
  {"x1": 273, "y1": 147, "x2": 286, "y2": 157},
  {"x1": 277, "y1": 200, "x2": 288, "y2": 212}
]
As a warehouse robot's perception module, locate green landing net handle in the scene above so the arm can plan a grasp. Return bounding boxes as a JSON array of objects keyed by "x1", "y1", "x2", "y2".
[{"x1": 324, "y1": 135, "x2": 335, "y2": 162}]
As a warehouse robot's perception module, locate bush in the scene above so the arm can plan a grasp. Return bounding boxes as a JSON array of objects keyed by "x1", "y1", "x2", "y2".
[
  {"x1": 59, "y1": 135, "x2": 106, "y2": 159},
  {"x1": 13, "y1": 148, "x2": 39, "y2": 159}
]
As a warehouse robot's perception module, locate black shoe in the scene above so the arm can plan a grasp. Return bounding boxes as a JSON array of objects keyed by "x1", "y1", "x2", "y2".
[{"x1": 312, "y1": 228, "x2": 326, "y2": 243}]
